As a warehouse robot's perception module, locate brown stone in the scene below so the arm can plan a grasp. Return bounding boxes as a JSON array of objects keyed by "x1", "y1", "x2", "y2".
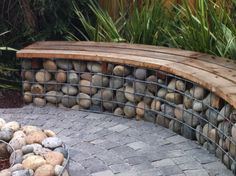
[
  {"x1": 25, "y1": 131, "x2": 47, "y2": 144},
  {"x1": 80, "y1": 72, "x2": 92, "y2": 81},
  {"x1": 136, "y1": 101, "x2": 149, "y2": 118},
  {"x1": 43, "y1": 60, "x2": 57, "y2": 71},
  {"x1": 43, "y1": 151, "x2": 64, "y2": 166},
  {"x1": 55, "y1": 70, "x2": 66, "y2": 83}
]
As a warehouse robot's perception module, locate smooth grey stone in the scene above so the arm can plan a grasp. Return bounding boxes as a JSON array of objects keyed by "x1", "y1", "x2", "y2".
[
  {"x1": 92, "y1": 74, "x2": 109, "y2": 87},
  {"x1": 22, "y1": 144, "x2": 42, "y2": 155},
  {"x1": 87, "y1": 62, "x2": 102, "y2": 73},
  {"x1": 161, "y1": 104, "x2": 175, "y2": 117},
  {"x1": 10, "y1": 149, "x2": 23, "y2": 165},
  {"x1": 183, "y1": 109, "x2": 199, "y2": 127},
  {"x1": 124, "y1": 102, "x2": 136, "y2": 118},
  {"x1": 61, "y1": 95, "x2": 77, "y2": 108},
  {"x1": 67, "y1": 71, "x2": 79, "y2": 84},
  {"x1": 218, "y1": 121, "x2": 230, "y2": 139},
  {"x1": 0, "y1": 128, "x2": 13, "y2": 142},
  {"x1": 42, "y1": 137, "x2": 63, "y2": 149},
  {"x1": 62, "y1": 85, "x2": 78, "y2": 96},
  {"x1": 134, "y1": 68, "x2": 147, "y2": 80},
  {"x1": 217, "y1": 104, "x2": 232, "y2": 122},
  {"x1": 12, "y1": 169, "x2": 31, "y2": 176},
  {"x1": 56, "y1": 60, "x2": 73, "y2": 70},
  {"x1": 181, "y1": 125, "x2": 196, "y2": 140},
  {"x1": 109, "y1": 77, "x2": 123, "y2": 89},
  {"x1": 72, "y1": 61, "x2": 86, "y2": 72}
]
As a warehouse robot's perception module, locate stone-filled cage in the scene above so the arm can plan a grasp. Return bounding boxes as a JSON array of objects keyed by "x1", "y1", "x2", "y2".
[{"x1": 21, "y1": 58, "x2": 236, "y2": 174}]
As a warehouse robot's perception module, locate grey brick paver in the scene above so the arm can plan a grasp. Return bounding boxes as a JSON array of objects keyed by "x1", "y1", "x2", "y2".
[{"x1": 0, "y1": 105, "x2": 233, "y2": 176}]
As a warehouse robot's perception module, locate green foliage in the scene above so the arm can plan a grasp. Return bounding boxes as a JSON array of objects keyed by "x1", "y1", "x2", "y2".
[
  {"x1": 168, "y1": 0, "x2": 236, "y2": 59},
  {"x1": 70, "y1": 0, "x2": 236, "y2": 60},
  {"x1": 125, "y1": 1, "x2": 171, "y2": 45},
  {"x1": 68, "y1": 0, "x2": 125, "y2": 42}
]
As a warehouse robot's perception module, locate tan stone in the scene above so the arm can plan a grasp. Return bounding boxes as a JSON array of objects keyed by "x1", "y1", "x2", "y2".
[
  {"x1": 25, "y1": 131, "x2": 47, "y2": 144},
  {"x1": 151, "y1": 100, "x2": 161, "y2": 111},
  {"x1": 22, "y1": 125, "x2": 42, "y2": 135},
  {"x1": 136, "y1": 101, "x2": 149, "y2": 117},
  {"x1": 34, "y1": 164, "x2": 55, "y2": 176},
  {"x1": 4, "y1": 121, "x2": 20, "y2": 132},
  {"x1": 0, "y1": 169, "x2": 11, "y2": 176},
  {"x1": 44, "y1": 130, "x2": 56, "y2": 137},
  {"x1": 31, "y1": 84, "x2": 44, "y2": 95},
  {"x1": 43, "y1": 151, "x2": 64, "y2": 166},
  {"x1": 13, "y1": 130, "x2": 26, "y2": 138},
  {"x1": 22, "y1": 155, "x2": 46, "y2": 171},
  {"x1": 33, "y1": 98, "x2": 46, "y2": 107},
  {"x1": 35, "y1": 69, "x2": 51, "y2": 83},
  {"x1": 79, "y1": 80, "x2": 97, "y2": 95},
  {"x1": 24, "y1": 92, "x2": 32, "y2": 103}
]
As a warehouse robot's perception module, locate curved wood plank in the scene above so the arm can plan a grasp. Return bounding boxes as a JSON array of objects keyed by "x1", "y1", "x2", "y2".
[{"x1": 17, "y1": 42, "x2": 236, "y2": 108}]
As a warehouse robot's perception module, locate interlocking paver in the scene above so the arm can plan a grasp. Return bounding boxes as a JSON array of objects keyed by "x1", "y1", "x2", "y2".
[
  {"x1": 91, "y1": 170, "x2": 114, "y2": 176},
  {"x1": 152, "y1": 158, "x2": 176, "y2": 167},
  {"x1": 109, "y1": 163, "x2": 131, "y2": 174},
  {"x1": 0, "y1": 105, "x2": 233, "y2": 176}
]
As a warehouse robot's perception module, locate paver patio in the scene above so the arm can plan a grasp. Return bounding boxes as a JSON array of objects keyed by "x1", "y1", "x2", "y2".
[{"x1": 0, "y1": 105, "x2": 233, "y2": 176}]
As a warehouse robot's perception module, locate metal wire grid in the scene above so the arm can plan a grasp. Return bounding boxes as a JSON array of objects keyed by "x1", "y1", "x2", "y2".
[{"x1": 21, "y1": 58, "x2": 236, "y2": 174}]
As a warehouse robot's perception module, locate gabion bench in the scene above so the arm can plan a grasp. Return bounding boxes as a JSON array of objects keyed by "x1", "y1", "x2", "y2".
[{"x1": 17, "y1": 41, "x2": 236, "y2": 175}]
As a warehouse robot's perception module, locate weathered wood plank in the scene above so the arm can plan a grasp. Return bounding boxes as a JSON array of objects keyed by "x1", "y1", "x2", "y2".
[
  {"x1": 17, "y1": 42, "x2": 236, "y2": 108},
  {"x1": 25, "y1": 41, "x2": 236, "y2": 70}
]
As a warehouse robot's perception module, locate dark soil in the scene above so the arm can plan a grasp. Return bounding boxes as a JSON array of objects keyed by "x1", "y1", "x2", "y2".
[{"x1": 0, "y1": 90, "x2": 24, "y2": 108}]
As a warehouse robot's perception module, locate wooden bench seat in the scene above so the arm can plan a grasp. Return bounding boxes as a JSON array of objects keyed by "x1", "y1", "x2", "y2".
[{"x1": 17, "y1": 41, "x2": 236, "y2": 108}]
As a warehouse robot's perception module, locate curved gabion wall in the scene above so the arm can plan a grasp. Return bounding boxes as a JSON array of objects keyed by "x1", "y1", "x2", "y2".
[{"x1": 22, "y1": 58, "x2": 236, "y2": 174}]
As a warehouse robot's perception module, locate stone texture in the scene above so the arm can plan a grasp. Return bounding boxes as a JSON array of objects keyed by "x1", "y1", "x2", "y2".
[
  {"x1": 77, "y1": 93, "x2": 91, "y2": 109},
  {"x1": 25, "y1": 131, "x2": 47, "y2": 144},
  {"x1": 43, "y1": 60, "x2": 57, "y2": 71},
  {"x1": 0, "y1": 105, "x2": 233, "y2": 176},
  {"x1": 80, "y1": 80, "x2": 97, "y2": 95},
  {"x1": 34, "y1": 164, "x2": 55, "y2": 176},
  {"x1": 55, "y1": 70, "x2": 67, "y2": 83},
  {"x1": 62, "y1": 85, "x2": 78, "y2": 96},
  {"x1": 22, "y1": 155, "x2": 47, "y2": 171},
  {"x1": 42, "y1": 137, "x2": 63, "y2": 149},
  {"x1": 43, "y1": 151, "x2": 64, "y2": 166},
  {"x1": 35, "y1": 69, "x2": 51, "y2": 83},
  {"x1": 113, "y1": 65, "x2": 130, "y2": 76}
]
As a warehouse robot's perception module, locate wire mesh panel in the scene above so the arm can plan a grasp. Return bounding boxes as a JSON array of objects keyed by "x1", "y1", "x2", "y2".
[{"x1": 21, "y1": 58, "x2": 236, "y2": 175}]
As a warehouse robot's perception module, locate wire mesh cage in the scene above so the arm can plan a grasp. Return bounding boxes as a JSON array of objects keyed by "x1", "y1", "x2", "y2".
[{"x1": 21, "y1": 58, "x2": 236, "y2": 175}]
